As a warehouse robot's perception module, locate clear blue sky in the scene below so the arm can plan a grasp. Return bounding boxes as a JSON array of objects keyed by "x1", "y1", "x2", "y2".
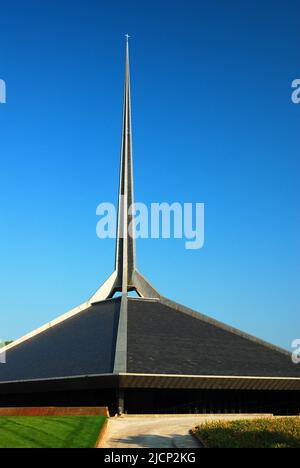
[{"x1": 0, "y1": 0, "x2": 299, "y2": 349}]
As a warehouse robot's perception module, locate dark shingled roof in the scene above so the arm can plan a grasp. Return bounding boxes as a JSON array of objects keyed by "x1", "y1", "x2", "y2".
[
  {"x1": 0, "y1": 300, "x2": 120, "y2": 383},
  {"x1": 0, "y1": 297, "x2": 299, "y2": 384},
  {"x1": 127, "y1": 299, "x2": 300, "y2": 378}
]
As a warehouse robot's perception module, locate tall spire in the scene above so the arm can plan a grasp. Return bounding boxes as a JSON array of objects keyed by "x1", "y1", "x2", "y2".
[
  {"x1": 115, "y1": 34, "x2": 136, "y2": 292},
  {"x1": 90, "y1": 37, "x2": 160, "y2": 302}
]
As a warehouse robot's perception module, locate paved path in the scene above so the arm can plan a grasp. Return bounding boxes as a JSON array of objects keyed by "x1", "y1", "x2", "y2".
[{"x1": 102, "y1": 414, "x2": 271, "y2": 449}]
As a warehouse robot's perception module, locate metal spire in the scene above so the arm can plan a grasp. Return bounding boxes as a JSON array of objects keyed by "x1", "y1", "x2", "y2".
[
  {"x1": 115, "y1": 34, "x2": 136, "y2": 291},
  {"x1": 90, "y1": 37, "x2": 160, "y2": 303}
]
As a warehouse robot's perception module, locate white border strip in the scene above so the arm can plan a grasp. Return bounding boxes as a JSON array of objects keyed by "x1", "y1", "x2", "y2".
[
  {"x1": 119, "y1": 373, "x2": 300, "y2": 382},
  {"x1": 1, "y1": 301, "x2": 92, "y2": 354},
  {"x1": 0, "y1": 372, "x2": 299, "y2": 386},
  {"x1": 0, "y1": 297, "x2": 124, "y2": 356},
  {"x1": 160, "y1": 297, "x2": 290, "y2": 357}
]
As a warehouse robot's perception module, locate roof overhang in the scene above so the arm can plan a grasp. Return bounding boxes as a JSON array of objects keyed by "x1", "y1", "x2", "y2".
[
  {"x1": 0, "y1": 373, "x2": 299, "y2": 395},
  {"x1": 118, "y1": 373, "x2": 300, "y2": 391}
]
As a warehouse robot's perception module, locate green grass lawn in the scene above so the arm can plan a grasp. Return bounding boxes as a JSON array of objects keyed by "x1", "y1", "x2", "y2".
[
  {"x1": 193, "y1": 417, "x2": 300, "y2": 448},
  {"x1": 0, "y1": 416, "x2": 106, "y2": 448}
]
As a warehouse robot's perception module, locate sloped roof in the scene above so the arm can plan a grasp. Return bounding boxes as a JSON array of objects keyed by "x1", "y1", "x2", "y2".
[
  {"x1": 0, "y1": 297, "x2": 299, "y2": 387},
  {"x1": 0, "y1": 300, "x2": 120, "y2": 383},
  {"x1": 127, "y1": 298, "x2": 300, "y2": 378}
]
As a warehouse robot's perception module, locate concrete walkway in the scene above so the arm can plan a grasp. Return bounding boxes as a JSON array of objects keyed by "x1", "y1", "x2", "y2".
[{"x1": 101, "y1": 414, "x2": 272, "y2": 449}]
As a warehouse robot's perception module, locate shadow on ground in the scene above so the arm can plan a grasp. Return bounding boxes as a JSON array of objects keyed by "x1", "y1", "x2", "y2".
[{"x1": 109, "y1": 433, "x2": 202, "y2": 449}]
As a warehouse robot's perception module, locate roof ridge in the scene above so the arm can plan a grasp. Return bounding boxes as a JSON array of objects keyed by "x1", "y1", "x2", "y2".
[
  {"x1": 159, "y1": 297, "x2": 290, "y2": 357},
  {"x1": 0, "y1": 297, "x2": 122, "y2": 355}
]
